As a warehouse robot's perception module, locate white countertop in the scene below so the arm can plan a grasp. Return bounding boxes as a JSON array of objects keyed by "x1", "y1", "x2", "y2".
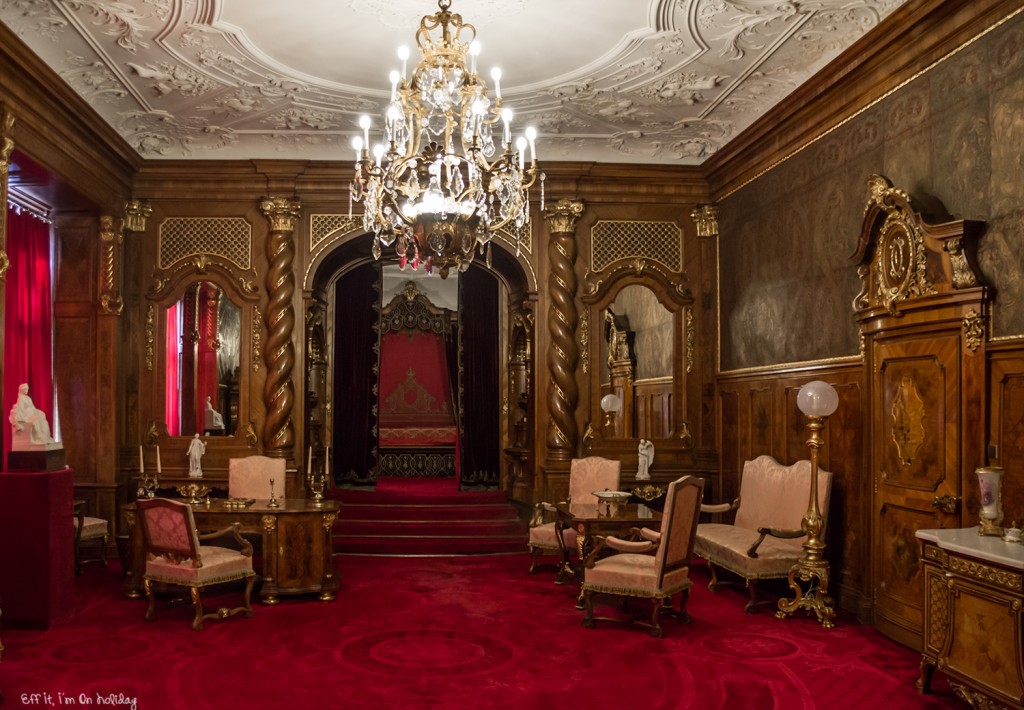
[{"x1": 917, "y1": 527, "x2": 1024, "y2": 570}]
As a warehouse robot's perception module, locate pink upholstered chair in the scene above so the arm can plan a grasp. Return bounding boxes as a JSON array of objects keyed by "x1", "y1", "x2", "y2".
[
  {"x1": 136, "y1": 498, "x2": 256, "y2": 631},
  {"x1": 228, "y1": 456, "x2": 286, "y2": 500},
  {"x1": 581, "y1": 475, "x2": 705, "y2": 637},
  {"x1": 693, "y1": 455, "x2": 832, "y2": 613},
  {"x1": 73, "y1": 502, "x2": 109, "y2": 574},
  {"x1": 528, "y1": 456, "x2": 621, "y2": 574}
]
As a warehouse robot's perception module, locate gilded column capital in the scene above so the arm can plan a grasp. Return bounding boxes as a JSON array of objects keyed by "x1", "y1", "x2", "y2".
[
  {"x1": 123, "y1": 199, "x2": 153, "y2": 232},
  {"x1": 260, "y1": 196, "x2": 301, "y2": 232},
  {"x1": 691, "y1": 204, "x2": 719, "y2": 238},
  {"x1": 544, "y1": 199, "x2": 585, "y2": 234}
]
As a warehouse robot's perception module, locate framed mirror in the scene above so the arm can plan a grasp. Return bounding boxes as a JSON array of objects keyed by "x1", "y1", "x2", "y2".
[
  {"x1": 584, "y1": 268, "x2": 691, "y2": 449},
  {"x1": 163, "y1": 281, "x2": 242, "y2": 437},
  {"x1": 146, "y1": 267, "x2": 256, "y2": 448}
]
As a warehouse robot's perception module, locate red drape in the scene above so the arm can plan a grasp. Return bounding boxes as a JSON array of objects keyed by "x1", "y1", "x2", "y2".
[
  {"x1": 195, "y1": 283, "x2": 220, "y2": 431},
  {"x1": 3, "y1": 205, "x2": 54, "y2": 469},
  {"x1": 378, "y1": 330, "x2": 456, "y2": 446},
  {"x1": 165, "y1": 303, "x2": 180, "y2": 436}
]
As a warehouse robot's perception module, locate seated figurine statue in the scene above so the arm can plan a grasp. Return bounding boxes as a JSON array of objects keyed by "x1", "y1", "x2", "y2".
[
  {"x1": 204, "y1": 396, "x2": 224, "y2": 431},
  {"x1": 9, "y1": 383, "x2": 57, "y2": 449}
]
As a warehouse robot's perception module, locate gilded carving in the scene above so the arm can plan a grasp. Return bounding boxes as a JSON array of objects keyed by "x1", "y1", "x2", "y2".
[
  {"x1": 262, "y1": 515, "x2": 277, "y2": 533},
  {"x1": 252, "y1": 305, "x2": 264, "y2": 372},
  {"x1": 590, "y1": 220, "x2": 682, "y2": 273},
  {"x1": 322, "y1": 512, "x2": 337, "y2": 530},
  {"x1": 579, "y1": 308, "x2": 589, "y2": 375},
  {"x1": 123, "y1": 199, "x2": 152, "y2": 232},
  {"x1": 0, "y1": 250, "x2": 10, "y2": 283},
  {"x1": 543, "y1": 199, "x2": 584, "y2": 234},
  {"x1": 260, "y1": 197, "x2": 301, "y2": 232},
  {"x1": 0, "y1": 109, "x2": 12, "y2": 278},
  {"x1": 145, "y1": 304, "x2": 155, "y2": 371},
  {"x1": 159, "y1": 217, "x2": 252, "y2": 271},
  {"x1": 927, "y1": 574, "x2": 949, "y2": 651},
  {"x1": 99, "y1": 215, "x2": 124, "y2": 315},
  {"x1": 891, "y1": 376, "x2": 926, "y2": 466},
  {"x1": 875, "y1": 216, "x2": 934, "y2": 315},
  {"x1": 245, "y1": 422, "x2": 258, "y2": 448},
  {"x1": 962, "y1": 309, "x2": 984, "y2": 352},
  {"x1": 685, "y1": 306, "x2": 695, "y2": 374},
  {"x1": 145, "y1": 420, "x2": 159, "y2": 447},
  {"x1": 943, "y1": 237, "x2": 978, "y2": 289},
  {"x1": 946, "y1": 555, "x2": 1023, "y2": 591},
  {"x1": 690, "y1": 204, "x2": 719, "y2": 238}
]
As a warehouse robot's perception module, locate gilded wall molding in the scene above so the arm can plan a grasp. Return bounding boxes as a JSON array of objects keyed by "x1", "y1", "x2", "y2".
[
  {"x1": 252, "y1": 305, "x2": 264, "y2": 373},
  {"x1": 579, "y1": 308, "x2": 589, "y2": 375},
  {"x1": 544, "y1": 199, "x2": 584, "y2": 235},
  {"x1": 590, "y1": 220, "x2": 683, "y2": 274},
  {"x1": 685, "y1": 306, "x2": 695, "y2": 374},
  {"x1": 145, "y1": 304, "x2": 155, "y2": 371},
  {"x1": 0, "y1": 107, "x2": 14, "y2": 282},
  {"x1": 123, "y1": 199, "x2": 152, "y2": 232},
  {"x1": 98, "y1": 215, "x2": 124, "y2": 315},
  {"x1": 690, "y1": 204, "x2": 719, "y2": 238},
  {"x1": 963, "y1": 309, "x2": 984, "y2": 353}
]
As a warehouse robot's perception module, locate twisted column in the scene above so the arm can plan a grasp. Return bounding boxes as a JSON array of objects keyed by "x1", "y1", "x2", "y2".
[
  {"x1": 260, "y1": 197, "x2": 301, "y2": 457},
  {"x1": 544, "y1": 199, "x2": 584, "y2": 461},
  {"x1": 0, "y1": 108, "x2": 14, "y2": 282}
]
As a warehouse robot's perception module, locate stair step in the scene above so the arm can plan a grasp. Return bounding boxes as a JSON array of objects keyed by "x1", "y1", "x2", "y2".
[
  {"x1": 332, "y1": 489, "x2": 508, "y2": 506},
  {"x1": 333, "y1": 535, "x2": 527, "y2": 556},
  {"x1": 340, "y1": 504, "x2": 519, "y2": 522},
  {"x1": 334, "y1": 519, "x2": 527, "y2": 537}
]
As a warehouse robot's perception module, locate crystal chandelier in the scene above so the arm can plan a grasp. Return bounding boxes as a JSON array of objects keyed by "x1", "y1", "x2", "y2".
[{"x1": 349, "y1": 0, "x2": 542, "y2": 279}]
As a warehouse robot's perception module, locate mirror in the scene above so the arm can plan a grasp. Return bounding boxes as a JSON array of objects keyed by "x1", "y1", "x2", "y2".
[
  {"x1": 598, "y1": 284, "x2": 674, "y2": 439},
  {"x1": 164, "y1": 281, "x2": 241, "y2": 437}
]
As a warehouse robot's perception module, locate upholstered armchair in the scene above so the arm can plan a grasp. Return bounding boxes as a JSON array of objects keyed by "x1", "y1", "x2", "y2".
[
  {"x1": 136, "y1": 498, "x2": 256, "y2": 630},
  {"x1": 228, "y1": 456, "x2": 286, "y2": 500},
  {"x1": 73, "y1": 502, "x2": 109, "y2": 574},
  {"x1": 528, "y1": 456, "x2": 621, "y2": 575},
  {"x1": 581, "y1": 475, "x2": 704, "y2": 637},
  {"x1": 693, "y1": 455, "x2": 832, "y2": 613}
]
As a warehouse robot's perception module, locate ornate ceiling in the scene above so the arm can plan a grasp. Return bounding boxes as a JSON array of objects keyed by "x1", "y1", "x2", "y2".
[{"x1": 1, "y1": 0, "x2": 908, "y2": 165}]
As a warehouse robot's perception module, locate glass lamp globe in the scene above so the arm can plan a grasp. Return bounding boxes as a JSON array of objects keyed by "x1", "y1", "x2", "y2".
[
  {"x1": 600, "y1": 394, "x2": 621, "y2": 413},
  {"x1": 797, "y1": 380, "x2": 839, "y2": 417}
]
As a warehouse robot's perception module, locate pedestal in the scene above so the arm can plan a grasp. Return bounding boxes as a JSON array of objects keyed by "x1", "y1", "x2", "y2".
[
  {"x1": 0, "y1": 467, "x2": 75, "y2": 628},
  {"x1": 7, "y1": 446, "x2": 66, "y2": 472}
]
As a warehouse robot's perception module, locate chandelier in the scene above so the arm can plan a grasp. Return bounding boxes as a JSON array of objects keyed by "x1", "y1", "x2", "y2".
[{"x1": 349, "y1": 0, "x2": 542, "y2": 279}]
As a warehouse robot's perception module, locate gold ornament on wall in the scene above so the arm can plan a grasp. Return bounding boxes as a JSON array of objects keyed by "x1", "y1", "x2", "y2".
[{"x1": 962, "y1": 309, "x2": 984, "y2": 352}]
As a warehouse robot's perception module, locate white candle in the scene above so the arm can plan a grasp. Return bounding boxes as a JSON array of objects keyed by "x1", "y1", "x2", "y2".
[
  {"x1": 156, "y1": 445, "x2": 161, "y2": 474},
  {"x1": 307, "y1": 445, "x2": 313, "y2": 473},
  {"x1": 389, "y1": 70, "x2": 400, "y2": 101},
  {"x1": 501, "y1": 109, "x2": 512, "y2": 147},
  {"x1": 491, "y1": 67, "x2": 502, "y2": 99},
  {"x1": 516, "y1": 137, "x2": 526, "y2": 170},
  {"x1": 139, "y1": 445, "x2": 144, "y2": 473},
  {"x1": 352, "y1": 135, "x2": 363, "y2": 163},
  {"x1": 359, "y1": 115, "x2": 371, "y2": 152},
  {"x1": 398, "y1": 46, "x2": 409, "y2": 82},
  {"x1": 325, "y1": 446, "x2": 330, "y2": 477},
  {"x1": 525, "y1": 126, "x2": 537, "y2": 163}
]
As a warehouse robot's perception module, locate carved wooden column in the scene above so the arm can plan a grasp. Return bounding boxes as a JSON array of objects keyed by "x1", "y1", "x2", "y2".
[
  {"x1": 260, "y1": 197, "x2": 300, "y2": 459},
  {"x1": 0, "y1": 108, "x2": 14, "y2": 391},
  {"x1": 691, "y1": 203, "x2": 719, "y2": 450},
  {"x1": 544, "y1": 199, "x2": 584, "y2": 462}
]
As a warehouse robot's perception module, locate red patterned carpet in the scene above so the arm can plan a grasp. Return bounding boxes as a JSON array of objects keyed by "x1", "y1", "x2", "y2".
[{"x1": 1, "y1": 555, "x2": 960, "y2": 710}]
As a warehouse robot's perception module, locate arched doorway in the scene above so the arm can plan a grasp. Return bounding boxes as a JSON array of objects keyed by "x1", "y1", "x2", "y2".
[{"x1": 304, "y1": 228, "x2": 535, "y2": 490}]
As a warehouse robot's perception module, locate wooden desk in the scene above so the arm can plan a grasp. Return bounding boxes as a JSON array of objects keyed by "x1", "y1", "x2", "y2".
[
  {"x1": 916, "y1": 528, "x2": 1024, "y2": 708},
  {"x1": 124, "y1": 498, "x2": 340, "y2": 604},
  {"x1": 555, "y1": 501, "x2": 662, "y2": 605}
]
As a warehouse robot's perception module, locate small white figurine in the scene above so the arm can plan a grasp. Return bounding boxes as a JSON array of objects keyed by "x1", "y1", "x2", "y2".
[
  {"x1": 636, "y1": 438, "x2": 654, "y2": 481},
  {"x1": 9, "y1": 383, "x2": 57, "y2": 449},
  {"x1": 204, "y1": 396, "x2": 224, "y2": 431},
  {"x1": 187, "y1": 433, "x2": 206, "y2": 478}
]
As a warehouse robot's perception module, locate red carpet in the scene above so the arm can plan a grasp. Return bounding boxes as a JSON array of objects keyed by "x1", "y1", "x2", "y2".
[
  {"x1": 330, "y1": 476, "x2": 527, "y2": 554},
  {"x1": 1, "y1": 556, "x2": 959, "y2": 710}
]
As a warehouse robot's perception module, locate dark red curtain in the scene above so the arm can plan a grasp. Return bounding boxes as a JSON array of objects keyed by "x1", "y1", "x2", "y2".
[
  {"x1": 332, "y1": 261, "x2": 380, "y2": 483},
  {"x1": 3, "y1": 205, "x2": 54, "y2": 468},
  {"x1": 165, "y1": 303, "x2": 181, "y2": 436},
  {"x1": 458, "y1": 265, "x2": 499, "y2": 486},
  {"x1": 378, "y1": 330, "x2": 455, "y2": 445}
]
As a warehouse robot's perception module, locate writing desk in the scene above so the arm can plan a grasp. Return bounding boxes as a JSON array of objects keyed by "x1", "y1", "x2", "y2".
[{"x1": 123, "y1": 498, "x2": 340, "y2": 604}]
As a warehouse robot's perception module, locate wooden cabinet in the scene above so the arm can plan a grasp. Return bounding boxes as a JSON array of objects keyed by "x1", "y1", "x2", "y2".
[{"x1": 917, "y1": 528, "x2": 1024, "y2": 708}]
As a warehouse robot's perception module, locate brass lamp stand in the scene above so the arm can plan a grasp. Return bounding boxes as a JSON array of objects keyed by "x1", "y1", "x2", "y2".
[{"x1": 777, "y1": 380, "x2": 837, "y2": 629}]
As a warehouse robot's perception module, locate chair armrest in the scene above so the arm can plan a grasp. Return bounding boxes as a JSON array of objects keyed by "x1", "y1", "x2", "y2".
[
  {"x1": 746, "y1": 526, "x2": 804, "y2": 558},
  {"x1": 199, "y1": 523, "x2": 254, "y2": 557},
  {"x1": 700, "y1": 497, "x2": 741, "y2": 515},
  {"x1": 605, "y1": 536, "x2": 657, "y2": 554},
  {"x1": 638, "y1": 528, "x2": 661, "y2": 543},
  {"x1": 529, "y1": 501, "x2": 562, "y2": 527}
]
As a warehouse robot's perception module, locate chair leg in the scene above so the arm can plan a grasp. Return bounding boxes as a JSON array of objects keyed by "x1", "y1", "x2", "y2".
[
  {"x1": 581, "y1": 589, "x2": 595, "y2": 628},
  {"x1": 707, "y1": 561, "x2": 721, "y2": 591},
  {"x1": 677, "y1": 589, "x2": 692, "y2": 624},
  {"x1": 744, "y1": 579, "x2": 759, "y2": 613},
  {"x1": 143, "y1": 578, "x2": 156, "y2": 622},
  {"x1": 190, "y1": 587, "x2": 205, "y2": 631},
  {"x1": 649, "y1": 600, "x2": 663, "y2": 638},
  {"x1": 528, "y1": 546, "x2": 539, "y2": 574},
  {"x1": 242, "y1": 574, "x2": 255, "y2": 617}
]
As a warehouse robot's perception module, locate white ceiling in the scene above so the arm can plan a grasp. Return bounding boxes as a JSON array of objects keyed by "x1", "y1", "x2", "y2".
[{"x1": 1, "y1": 0, "x2": 908, "y2": 165}]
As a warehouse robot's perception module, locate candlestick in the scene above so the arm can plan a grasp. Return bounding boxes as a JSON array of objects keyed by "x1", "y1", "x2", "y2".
[
  {"x1": 139, "y1": 444, "x2": 144, "y2": 473},
  {"x1": 156, "y1": 445, "x2": 162, "y2": 474},
  {"x1": 307, "y1": 445, "x2": 313, "y2": 473}
]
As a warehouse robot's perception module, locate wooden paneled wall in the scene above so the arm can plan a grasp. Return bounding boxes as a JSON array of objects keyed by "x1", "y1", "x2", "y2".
[{"x1": 717, "y1": 361, "x2": 867, "y2": 618}]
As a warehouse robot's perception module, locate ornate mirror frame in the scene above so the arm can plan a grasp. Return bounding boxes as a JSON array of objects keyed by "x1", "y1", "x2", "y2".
[{"x1": 582, "y1": 259, "x2": 693, "y2": 454}]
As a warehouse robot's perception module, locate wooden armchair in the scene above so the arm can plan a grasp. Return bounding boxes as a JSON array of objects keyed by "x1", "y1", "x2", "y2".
[
  {"x1": 137, "y1": 498, "x2": 256, "y2": 630},
  {"x1": 73, "y1": 501, "x2": 109, "y2": 574},
  {"x1": 528, "y1": 456, "x2": 620, "y2": 575},
  {"x1": 694, "y1": 455, "x2": 832, "y2": 613},
  {"x1": 581, "y1": 475, "x2": 704, "y2": 637}
]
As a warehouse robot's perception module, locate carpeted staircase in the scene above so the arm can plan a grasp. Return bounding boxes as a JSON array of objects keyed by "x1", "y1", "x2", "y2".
[{"x1": 330, "y1": 477, "x2": 528, "y2": 555}]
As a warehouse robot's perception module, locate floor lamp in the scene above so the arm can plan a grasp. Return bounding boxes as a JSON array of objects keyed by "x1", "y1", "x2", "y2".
[{"x1": 777, "y1": 379, "x2": 838, "y2": 629}]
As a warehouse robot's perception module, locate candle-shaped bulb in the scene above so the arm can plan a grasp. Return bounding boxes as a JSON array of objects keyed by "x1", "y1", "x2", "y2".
[
  {"x1": 373, "y1": 143, "x2": 385, "y2": 166},
  {"x1": 359, "y1": 115, "x2": 371, "y2": 150},
  {"x1": 389, "y1": 69, "x2": 400, "y2": 100},
  {"x1": 397, "y1": 45, "x2": 410, "y2": 80},
  {"x1": 469, "y1": 41, "x2": 481, "y2": 75},
  {"x1": 490, "y1": 67, "x2": 502, "y2": 98},
  {"x1": 352, "y1": 135, "x2": 364, "y2": 161},
  {"x1": 525, "y1": 125, "x2": 537, "y2": 162},
  {"x1": 516, "y1": 136, "x2": 527, "y2": 170},
  {"x1": 501, "y1": 108, "x2": 512, "y2": 146}
]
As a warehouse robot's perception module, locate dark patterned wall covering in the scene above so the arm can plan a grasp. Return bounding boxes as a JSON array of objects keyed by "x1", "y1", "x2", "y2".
[{"x1": 720, "y1": 12, "x2": 1024, "y2": 371}]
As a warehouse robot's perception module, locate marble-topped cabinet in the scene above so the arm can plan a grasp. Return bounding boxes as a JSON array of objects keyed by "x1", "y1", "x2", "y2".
[{"x1": 916, "y1": 527, "x2": 1024, "y2": 708}]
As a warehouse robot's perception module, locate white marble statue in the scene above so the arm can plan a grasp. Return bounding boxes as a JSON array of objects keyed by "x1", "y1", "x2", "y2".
[
  {"x1": 204, "y1": 396, "x2": 224, "y2": 431},
  {"x1": 637, "y1": 438, "x2": 654, "y2": 481},
  {"x1": 9, "y1": 383, "x2": 57, "y2": 449},
  {"x1": 187, "y1": 433, "x2": 206, "y2": 478}
]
